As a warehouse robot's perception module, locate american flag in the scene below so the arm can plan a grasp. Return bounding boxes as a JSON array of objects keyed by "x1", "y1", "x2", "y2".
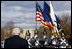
[{"x1": 36, "y1": 1, "x2": 54, "y2": 30}]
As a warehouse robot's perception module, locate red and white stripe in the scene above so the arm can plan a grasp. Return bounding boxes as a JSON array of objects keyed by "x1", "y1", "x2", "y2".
[
  {"x1": 36, "y1": 11, "x2": 54, "y2": 30},
  {"x1": 36, "y1": 11, "x2": 44, "y2": 22}
]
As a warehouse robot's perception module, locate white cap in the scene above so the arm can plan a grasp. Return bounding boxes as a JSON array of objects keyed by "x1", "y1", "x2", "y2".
[{"x1": 12, "y1": 27, "x2": 20, "y2": 35}]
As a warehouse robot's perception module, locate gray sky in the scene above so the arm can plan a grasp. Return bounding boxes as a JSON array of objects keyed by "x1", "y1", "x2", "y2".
[{"x1": 1, "y1": 1, "x2": 71, "y2": 29}]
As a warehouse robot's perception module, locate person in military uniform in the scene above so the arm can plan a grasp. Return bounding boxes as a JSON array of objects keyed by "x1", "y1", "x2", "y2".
[
  {"x1": 59, "y1": 34, "x2": 69, "y2": 48},
  {"x1": 42, "y1": 31, "x2": 48, "y2": 46},
  {"x1": 51, "y1": 34, "x2": 60, "y2": 48},
  {"x1": 25, "y1": 30, "x2": 31, "y2": 40},
  {"x1": 34, "y1": 30, "x2": 39, "y2": 39},
  {"x1": 43, "y1": 31, "x2": 47, "y2": 39},
  {"x1": 34, "y1": 38, "x2": 40, "y2": 48},
  {"x1": 25, "y1": 30, "x2": 31, "y2": 48}
]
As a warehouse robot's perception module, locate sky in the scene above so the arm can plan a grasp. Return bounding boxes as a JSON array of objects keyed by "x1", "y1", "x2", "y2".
[{"x1": 1, "y1": 1, "x2": 71, "y2": 29}]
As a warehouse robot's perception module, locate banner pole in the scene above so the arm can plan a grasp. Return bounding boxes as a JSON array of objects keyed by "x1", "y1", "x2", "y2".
[{"x1": 35, "y1": 1, "x2": 37, "y2": 30}]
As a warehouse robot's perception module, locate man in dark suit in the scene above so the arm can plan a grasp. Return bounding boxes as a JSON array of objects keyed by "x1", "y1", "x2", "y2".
[{"x1": 4, "y1": 27, "x2": 28, "y2": 48}]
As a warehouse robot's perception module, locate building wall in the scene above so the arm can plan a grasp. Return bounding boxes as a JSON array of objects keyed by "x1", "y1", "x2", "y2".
[{"x1": 20, "y1": 29, "x2": 34, "y2": 39}]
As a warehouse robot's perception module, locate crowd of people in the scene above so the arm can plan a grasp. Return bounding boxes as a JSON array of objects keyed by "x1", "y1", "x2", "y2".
[{"x1": 1, "y1": 27, "x2": 71, "y2": 48}]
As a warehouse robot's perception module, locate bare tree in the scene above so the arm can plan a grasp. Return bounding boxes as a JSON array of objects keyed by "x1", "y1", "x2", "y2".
[
  {"x1": 1, "y1": 21, "x2": 14, "y2": 41},
  {"x1": 60, "y1": 13, "x2": 71, "y2": 40},
  {"x1": 5, "y1": 21, "x2": 14, "y2": 30}
]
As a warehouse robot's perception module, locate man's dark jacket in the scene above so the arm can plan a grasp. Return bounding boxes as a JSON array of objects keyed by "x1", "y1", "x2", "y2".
[{"x1": 4, "y1": 35, "x2": 28, "y2": 48}]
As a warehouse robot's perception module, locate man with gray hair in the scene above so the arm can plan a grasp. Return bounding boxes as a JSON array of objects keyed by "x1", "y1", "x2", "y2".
[{"x1": 4, "y1": 27, "x2": 28, "y2": 48}]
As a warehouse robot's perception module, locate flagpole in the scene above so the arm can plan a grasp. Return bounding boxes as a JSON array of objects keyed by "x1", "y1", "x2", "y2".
[{"x1": 35, "y1": 1, "x2": 37, "y2": 31}]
